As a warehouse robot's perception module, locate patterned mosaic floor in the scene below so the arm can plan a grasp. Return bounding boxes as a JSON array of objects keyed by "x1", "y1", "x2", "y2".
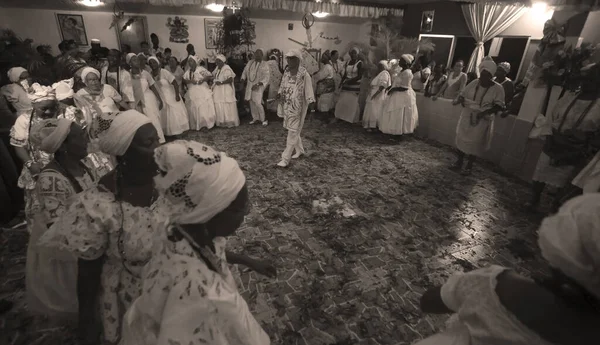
[{"x1": 1, "y1": 115, "x2": 551, "y2": 345}]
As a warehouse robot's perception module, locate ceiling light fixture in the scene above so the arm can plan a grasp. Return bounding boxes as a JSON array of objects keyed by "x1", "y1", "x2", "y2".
[
  {"x1": 313, "y1": 11, "x2": 329, "y2": 18},
  {"x1": 78, "y1": 0, "x2": 104, "y2": 7},
  {"x1": 206, "y1": 3, "x2": 225, "y2": 12}
]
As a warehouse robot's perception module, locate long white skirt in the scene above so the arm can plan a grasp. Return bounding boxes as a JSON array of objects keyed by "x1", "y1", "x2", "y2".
[
  {"x1": 157, "y1": 81, "x2": 189, "y2": 136},
  {"x1": 363, "y1": 89, "x2": 386, "y2": 129},
  {"x1": 214, "y1": 102, "x2": 240, "y2": 128},
  {"x1": 186, "y1": 84, "x2": 216, "y2": 130},
  {"x1": 141, "y1": 90, "x2": 166, "y2": 143},
  {"x1": 26, "y1": 215, "x2": 78, "y2": 322},
  {"x1": 455, "y1": 110, "x2": 494, "y2": 157},
  {"x1": 380, "y1": 89, "x2": 418, "y2": 135},
  {"x1": 335, "y1": 91, "x2": 360, "y2": 123}
]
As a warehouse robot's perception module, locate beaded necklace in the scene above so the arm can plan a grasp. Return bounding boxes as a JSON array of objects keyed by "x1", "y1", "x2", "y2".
[{"x1": 248, "y1": 61, "x2": 261, "y2": 83}]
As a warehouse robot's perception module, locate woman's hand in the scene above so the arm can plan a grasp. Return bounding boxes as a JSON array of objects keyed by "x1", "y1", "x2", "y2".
[
  {"x1": 249, "y1": 259, "x2": 277, "y2": 278},
  {"x1": 175, "y1": 94, "x2": 181, "y2": 102}
]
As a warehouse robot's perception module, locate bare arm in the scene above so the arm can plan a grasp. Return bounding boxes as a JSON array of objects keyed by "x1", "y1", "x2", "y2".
[
  {"x1": 149, "y1": 84, "x2": 163, "y2": 110},
  {"x1": 14, "y1": 146, "x2": 30, "y2": 163}
]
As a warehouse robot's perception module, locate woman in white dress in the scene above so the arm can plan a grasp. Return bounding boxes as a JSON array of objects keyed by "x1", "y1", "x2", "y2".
[
  {"x1": 184, "y1": 55, "x2": 216, "y2": 130},
  {"x1": 74, "y1": 67, "x2": 122, "y2": 126},
  {"x1": 451, "y1": 56, "x2": 505, "y2": 175},
  {"x1": 313, "y1": 51, "x2": 336, "y2": 115},
  {"x1": 165, "y1": 56, "x2": 185, "y2": 96},
  {"x1": 212, "y1": 54, "x2": 240, "y2": 128},
  {"x1": 335, "y1": 48, "x2": 363, "y2": 123},
  {"x1": 129, "y1": 55, "x2": 166, "y2": 143},
  {"x1": 148, "y1": 56, "x2": 189, "y2": 137},
  {"x1": 100, "y1": 49, "x2": 135, "y2": 109},
  {"x1": 434, "y1": 60, "x2": 467, "y2": 100},
  {"x1": 363, "y1": 61, "x2": 391, "y2": 131},
  {"x1": 380, "y1": 54, "x2": 418, "y2": 136}
]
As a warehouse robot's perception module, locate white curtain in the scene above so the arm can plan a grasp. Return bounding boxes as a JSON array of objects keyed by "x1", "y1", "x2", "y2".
[{"x1": 462, "y1": 2, "x2": 527, "y2": 73}]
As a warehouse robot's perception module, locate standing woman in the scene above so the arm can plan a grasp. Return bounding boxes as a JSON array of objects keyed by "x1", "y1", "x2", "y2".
[
  {"x1": 148, "y1": 56, "x2": 189, "y2": 137},
  {"x1": 39, "y1": 110, "x2": 167, "y2": 345},
  {"x1": 266, "y1": 53, "x2": 283, "y2": 113},
  {"x1": 165, "y1": 56, "x2": 185, "y2": 97},
  {"x1": 313, "y1": 51, "x2": 336, "y2": 116},
  {"x1": 1, "y1": 67, "x2": 33, "y2": 115},
  {"x1": 276, "y1": 49, "x2": 315, "y2": 168},
  {"x1": 451, "y1": 56, "x2": 505, "y2": 175},
  {"x1": 129, "y1": 55, "x2": 165, "y2": 143},
  {"x1": 435, "y1": 60, "x2": 467, "y2": 100},
  {"x1": 26, "y1": 119, "x2": 95, "y2": 322},
  {"x1": 335, "y1": 48, "x2": 363, "y2": 123},
  {"x1": 425, "y1": 64, "x2": 447, "y2": 98},
  {"x1": 184, "y1": 55, "x2": 216, "y2": 130},
  {"x1": 495, "y1": 62, "x2": 515, "y2": 106},
  {"x1": 212, "y1": 54, "x2": 240, "y2": 128},
  {"x1": 380, "y1": 54, "x2": 418, "y2": 136},
  {"x1": 101, "y1": 49, "x2": 135, "y2": 108},
  {"x1": 363, "y1": 60, "x2": 391, "y2": 132}
]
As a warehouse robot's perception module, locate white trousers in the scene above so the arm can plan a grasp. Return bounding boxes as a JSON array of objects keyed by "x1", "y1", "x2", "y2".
[
  {"x1": 281, "y1": 129, "x2": 304, "y2": 164},
  {"x1": 250, "y1": 87, "x2": 266, "y2": 122}
]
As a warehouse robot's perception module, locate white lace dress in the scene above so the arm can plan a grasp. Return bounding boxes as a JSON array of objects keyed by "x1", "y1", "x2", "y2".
[
  {"x1": 415, "y1": 265, "x2": 555, "y2": 345},
  {"x1": 38, "y1": 187, "x2": 168, "y2": 344}
]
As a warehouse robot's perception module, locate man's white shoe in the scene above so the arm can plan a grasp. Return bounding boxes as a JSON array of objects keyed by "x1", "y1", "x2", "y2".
[
  {"x1": 249, "y1": 120, "x2": 258, "y2": 125},
  {"x1": 292, "y1": 152, "x2": 302, "y2": 159},
  {"x1": 276, "y1": 160, "x2": 288, "y2": 167},
  {"x1": 262, "y1": 121, "x2": 268, "y2": 126}
]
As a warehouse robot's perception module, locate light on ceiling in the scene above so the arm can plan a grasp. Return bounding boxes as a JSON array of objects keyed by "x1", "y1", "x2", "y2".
[
  {"x1": 313, "y1": 11, "x2": 329, "y2": 18},
  {"x1": 531, "y1": 1, "x2": 553, "y2": 20},
  {"x1": 78, "y1": 0, "x2": 104, "y2": 7},
  {"x1": 206, "y1": 3, "x2": 225, "y2": 12}
]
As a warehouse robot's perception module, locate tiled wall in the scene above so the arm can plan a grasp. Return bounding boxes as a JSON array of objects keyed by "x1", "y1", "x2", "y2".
[{"x1": 415, "y1": 94, "x2": 543, "y2": 182}]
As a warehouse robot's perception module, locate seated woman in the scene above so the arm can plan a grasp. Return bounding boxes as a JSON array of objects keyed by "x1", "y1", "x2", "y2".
[
  {"x1": 1, "y1": 67, "x2": 33, "y2": 115},
  {"x1": 418, "y1": 193, "x2": 600, "y2": 345},
  {"x1": 74, "y1": 67, "x2": 123, "y2": 128},
  {"x1": 123, "y1": 141, "x2": 275, "y2": 345},
  {"x1": 27, "y1": 118, "x2": 97, "y2": 322}
]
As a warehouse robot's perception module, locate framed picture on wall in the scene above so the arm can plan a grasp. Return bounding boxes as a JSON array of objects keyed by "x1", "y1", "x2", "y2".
[
  {"x1": 420, "y1": 10, "x2": 435, "y2": 33},
  {"x1": 205, "y1": 18, "x2": 220, "y2": 49},
  {"x1": 56, "y1": 13, "x2": 88, "y2": 46},
  {"x1": 115, "y1": 16, "x2": 149, "y2": 54}
]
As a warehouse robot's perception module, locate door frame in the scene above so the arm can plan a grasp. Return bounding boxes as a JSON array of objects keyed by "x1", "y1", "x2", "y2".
[{"x1": 418, "y1": 34, "x2": 456, "y2": 68}]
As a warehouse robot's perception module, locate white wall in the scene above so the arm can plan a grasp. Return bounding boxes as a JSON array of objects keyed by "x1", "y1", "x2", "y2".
[
  {"x1": 581, "y1": 10, "x2": 600, "y2": 44},
  {"x1": 498, "y1": 7, "x2": 554, "y2": 39},
  {"x1": 0, "y1": 7, "x2": 366, "y2": 58}
]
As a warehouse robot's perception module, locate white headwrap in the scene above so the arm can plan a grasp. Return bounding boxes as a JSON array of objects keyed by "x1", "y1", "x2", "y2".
[
  {"x1": 479, "y1": 56, "x2": 497, "y2": 75},
  {"x1": 126, "y1": 53, "x2": 136, "y2": 65},
  {"x1": 538, "y1": 193, "x2": 600, "y2": 299},
  {"x1": 30, "y1": 118, "x2": 72, "y2": 154},
  {"x1": 7, "y1": 67, "x2": 27, "y2": 83},
  {"x1": 285, "y1": 49, "x2": 303, "y2": 61},
  {"x1": 154, "y1": 140, "x2": 246, "y2": 225},
  {"x1": 216, "y1": 54, "x2": 227, "y2": 63},
  {"x1": 96, "y1": 110, "x2": 152, "y2": 156},
  {"x1": 379, "y1": 60, "x2": 389, "y2": 70},
  {"x1": 498, "y1": 61, "x2": 511, "y2": 74},
  {"x1": 52, "y1": 78, "x2": 75, "y2": 101},
  {"x1": 401, "y1": 54, "x2": 414, "y2": 65},
  {"x1": 80, "y1": 67, "x2": 100, "y2": 84},
  {"x1": 148, "y1": 56, "x2": 160, "y2": 65},
  {"x1": 351, "y1": 47, "x2": 360, "y2": 55},
  {"x1": 27, "y1": 83, "x2": 56, "y2": 103}
]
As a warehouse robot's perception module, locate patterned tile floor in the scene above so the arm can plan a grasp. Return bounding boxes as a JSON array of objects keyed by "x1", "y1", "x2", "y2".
[{"x1": 1, "y1": 115, "x2": 552, "y2": 345}]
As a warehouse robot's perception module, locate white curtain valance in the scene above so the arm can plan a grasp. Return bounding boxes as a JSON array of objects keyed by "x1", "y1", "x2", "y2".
[
  {"x1": 138, "y1": 0, "x2": 402, "y2": 18},
  {"x1": 451, "y1": 0, "x2": 600, "y2": 11},
  {"x1": 462, "y1": 2, "x2": 528, "y2": 74}
]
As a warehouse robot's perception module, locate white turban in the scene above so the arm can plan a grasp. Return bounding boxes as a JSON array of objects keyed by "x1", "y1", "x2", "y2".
[
  {"x1": 401, "y1": 54, "x2": 414, "y2": 65},
  {"x1": 27, "y1": 83, "x2": 56, "y2": 103},
  {"x1": 154, "y1": 140, "x2": 246, "y2": 225},
  {"x1": 148, "y1": 56, "x2": 160, "y2": 65},
  {"x1": 479, "y1": 56, "x2": 497, "y2": 76},
  {"x1": 379, "y1": 60, "x2": 389, "y2": 70},
  {"x1": 126, "y1": 53, "x2": 136, "y2": 65},
  {"x1": 81, "y1": 67, "x2": 100, "y2": 84},
  {"x1": 216, "y1": 54, "x2": 227, "y2": 63},
  {"x1": 52, "y1": 78, "x2": 75, "y2": 101},
  {"x1": 7, "y1": 67, "x2": 27, "y2": 83},
  {"x1": 30, "y1": 118, "x2": 72, "y2": 154},
  {"x1": 97, "y1": 110, "x2": 152, "y2": 156},
  {"x1": 285, "y1": 49, "x2": 303, "y2": 61},
  {"x1": 538, "y1": 193, "x2": 600, "y2": 299}
]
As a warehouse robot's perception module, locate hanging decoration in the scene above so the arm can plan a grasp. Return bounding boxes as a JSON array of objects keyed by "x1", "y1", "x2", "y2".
[
  {"x1": 302, "y1": 12, "x2": 315, "y2": 48},
  {"x1": 318, "y1": 32, "x2": 342, "y2": 45},
  {"x1": 216, "y1": 6, "x2": 256, "y2": 55},
  {"x1": 166, "y1": 16, "x2": 190, "y2": 43}
]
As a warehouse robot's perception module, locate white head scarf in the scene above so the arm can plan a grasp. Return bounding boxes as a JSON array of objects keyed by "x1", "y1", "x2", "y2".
[
  {"x1": 80, "y1": 67, "x2": 100, "y2": 84},
  {"x1": 126, "y1": 53, "x2": 136, "y2": 65},
  {"x1": 216, "y1": 54, "x2": 227, "y2": 63},
  {"x1": 30, "y1": 118, "x2": 73, "y2": 154},
  {"x1": 479, "y1": 56, "x2": 497, "y2": 75},
  {"x1": 379, "y1": 60, "x2": 389, "y2": 70},
  {"x1": 7, "y1": 67, "x2": 27, "y2": 83},
  {"x1": 52, "y1": 78, "x2": 75, "y2": 101},
  {"x1": 154, "y1": 140, "x2": 246, "y2": 225},
  {"x1": 538, "y1": 193, "x2": 600, "y2": 299},
  {"x1": 401, "y1": 54, "x2": 414, "y2": 65},
  {"x1": 148, "y1": 56, "x2": 160, "y2": 66},
  {"x1": 96, "y1": 110, "x2": 152, "y2": 156},
  {"x1": 285, "y1": 49, "x2": 303, "y2": 61}
]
